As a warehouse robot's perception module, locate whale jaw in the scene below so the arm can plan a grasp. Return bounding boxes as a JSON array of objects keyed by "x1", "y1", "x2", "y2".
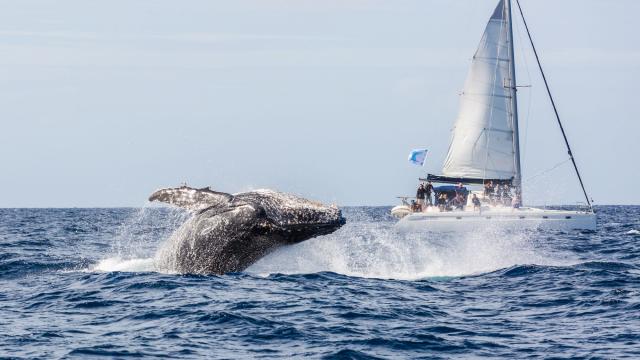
[{"x1": 274, "y1": 213, "x2": 346, "y2": 246}]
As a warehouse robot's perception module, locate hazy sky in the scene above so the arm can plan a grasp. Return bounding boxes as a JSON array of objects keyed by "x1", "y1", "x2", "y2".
[{"x1": 1, "y1": 0, "x2": 638, "y2": 207}]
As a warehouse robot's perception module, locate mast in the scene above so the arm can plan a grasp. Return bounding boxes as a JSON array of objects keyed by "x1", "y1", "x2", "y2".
[
  {"x1": 505, "y1": 0, "x2": 523, "y2": 203},
  {"x1": 514, "y1": 0, "x2": 593, "y2": 212}
]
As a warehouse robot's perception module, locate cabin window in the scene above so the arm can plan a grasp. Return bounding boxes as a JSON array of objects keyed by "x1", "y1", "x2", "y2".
[
  {"x1": 542, "y1": 216, "x2": 549, "y2": 219},
  {"x1": 565, "y1": 216, "x2": 572, "y2": 219},
  {"x1": 519, "y1": 216, "x2": 525, "y2": 219}
]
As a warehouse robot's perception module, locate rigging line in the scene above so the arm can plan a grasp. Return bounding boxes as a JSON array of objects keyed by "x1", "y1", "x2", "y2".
[
  {"x1": 524, "y1": 158, "x2": 571, "y2": 183},
  {"x1": 512, "y1": 5, "x2": 533, "y2": 168},
  {"x1": 514, "y1": 0, "x2": 593, "y2": 211}
]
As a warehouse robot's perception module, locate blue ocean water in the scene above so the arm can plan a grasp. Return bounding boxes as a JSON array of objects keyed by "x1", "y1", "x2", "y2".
[{"x1": 1, "y1": 206, "x2": 639, "y2": 359}]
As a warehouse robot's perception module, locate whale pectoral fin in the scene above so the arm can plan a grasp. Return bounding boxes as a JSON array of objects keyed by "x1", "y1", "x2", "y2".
[{"x1": 148, "y1": 186, "x2": 233, "y2": 211}]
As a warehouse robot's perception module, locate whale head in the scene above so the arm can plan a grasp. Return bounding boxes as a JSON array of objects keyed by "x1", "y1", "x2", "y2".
[{"x1": 234, "y1": 189, "x2": 346, "y2": 244}]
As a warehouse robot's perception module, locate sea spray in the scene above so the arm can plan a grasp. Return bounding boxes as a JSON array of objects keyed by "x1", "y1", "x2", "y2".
[
  {"x1": 93, "y1": 206, "x2": 574, "y2": 278},
  {"x1": 249, "y1": 208, "x2": 576, "y2": 280},
  {"x1": 93, "y1": 206, "x2": 190, "y2": 273}
]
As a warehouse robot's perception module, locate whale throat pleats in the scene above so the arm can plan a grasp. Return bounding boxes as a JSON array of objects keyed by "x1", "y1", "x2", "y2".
[{"x1": 148, "y1": 186, "x2": 233, "y2": 212}]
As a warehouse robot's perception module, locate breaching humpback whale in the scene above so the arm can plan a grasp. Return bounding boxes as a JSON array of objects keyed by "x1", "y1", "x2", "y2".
[{"x1": 149, "y1": 186, "x2": 345, "y2": 275}]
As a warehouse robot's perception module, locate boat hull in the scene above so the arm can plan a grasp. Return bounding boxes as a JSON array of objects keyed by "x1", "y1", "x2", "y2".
[{"x1": 395, "y1": 207, "x2": 596, "y2": 232}]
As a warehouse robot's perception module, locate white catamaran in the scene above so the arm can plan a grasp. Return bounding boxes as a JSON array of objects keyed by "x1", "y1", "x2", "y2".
[{"x1": 393, "y1": 0, "x2": 596, "y2": 231}]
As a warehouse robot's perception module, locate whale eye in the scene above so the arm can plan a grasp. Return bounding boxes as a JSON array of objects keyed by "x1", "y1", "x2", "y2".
[{"x1": 255, "y1": 207, "x2": 267, "y2": 218}]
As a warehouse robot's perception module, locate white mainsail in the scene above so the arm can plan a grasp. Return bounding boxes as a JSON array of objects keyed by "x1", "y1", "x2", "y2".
[{"x1": 442, "y1": 0, "x2": 518, "y2": 181}]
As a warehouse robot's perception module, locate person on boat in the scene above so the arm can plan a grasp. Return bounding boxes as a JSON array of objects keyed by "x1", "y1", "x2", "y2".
[
  {"x1": 416, "y1": 183, "x2": 426, "y2": 211},
  {"x1": 499, "y1": 183, "x2": 507, "y2": 205},
  {"x1": 502, "y1": 185, "x2": 512, "y2": 206},
  {"x1": 472, "y1": 193, "x2": 481, "y2": 211},
  {"x1": 484, "y1": 181, "x2": 494, "y2": 204},
  {"x1": 453, "y1": 192, "x2": 465, "y2": 210},
  {"x1": 438, "y1": 193, "x2": 447, "y2": 212},
  {"x1": 494, "y1": 183, "x2": 502, "y2": 205},
  {"x1": 410, "y1": 200, "x2": 420, "y2": 212},
  {"x1": 425, "y1": 181, "x2": 434, "y2": 205},
  {"x1": 512, "y1": 190, "x2": 521, "y2": 209}
]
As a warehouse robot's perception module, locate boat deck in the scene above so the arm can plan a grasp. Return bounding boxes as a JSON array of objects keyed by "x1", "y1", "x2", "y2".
[{"x1": 395, "y1": 206, "x2": 596, "y2": 232}]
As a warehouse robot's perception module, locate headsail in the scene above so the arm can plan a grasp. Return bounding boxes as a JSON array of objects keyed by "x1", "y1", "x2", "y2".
[{"x1": 441, "y1": 0, "x2": 518, "y2": 182}]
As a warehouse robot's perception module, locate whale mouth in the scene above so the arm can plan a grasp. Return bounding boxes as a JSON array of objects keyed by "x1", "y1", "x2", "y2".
[{"x1": 281, "y1": 214, "x2": 346, "y2": 240}]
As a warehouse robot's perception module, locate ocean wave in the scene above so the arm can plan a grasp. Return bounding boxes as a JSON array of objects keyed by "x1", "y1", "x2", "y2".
[{"x1": 3, "y1": 207, "x2": 640, "y2": 359}]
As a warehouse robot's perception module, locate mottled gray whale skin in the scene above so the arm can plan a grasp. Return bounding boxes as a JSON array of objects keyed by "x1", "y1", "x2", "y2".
[{"x1": 149, "y1": 186, "x2": 345, "y2": 275}]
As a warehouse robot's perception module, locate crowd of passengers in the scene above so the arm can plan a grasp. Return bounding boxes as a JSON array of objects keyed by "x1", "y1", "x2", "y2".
[
  {"x1": 483, "y1": 180, "x2": 521, "y2": 208},
  {"x1": 410, "y1": 180, "x2": 520, "y2": 213}
]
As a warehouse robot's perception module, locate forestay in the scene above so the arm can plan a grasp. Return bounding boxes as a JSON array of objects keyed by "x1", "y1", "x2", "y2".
[{"x1": 442, "y1": 0, "x2": 517, "y2": 181}]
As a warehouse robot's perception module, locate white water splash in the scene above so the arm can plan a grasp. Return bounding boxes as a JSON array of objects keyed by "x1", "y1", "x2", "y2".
[
  {"x1": 90, "y1": 207, "x2": 190, "y2": 274},
  {"x1": 92, "y1": 257, "x2": 156, "y2": 272},
  {"x1": 248, "y1": 218, "x2": 576, "y2": 280},
  {"x1": 91, "y1": 207, "x2": 574, "y2": 279},
  {"x1": 627, "y1": 229, "x2": 640, "y2": 236}
]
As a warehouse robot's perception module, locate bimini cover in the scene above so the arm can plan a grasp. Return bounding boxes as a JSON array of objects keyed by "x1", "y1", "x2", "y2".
[
  {"x1": 442, "y1": 0, "x2": 517, "y2": 180},
  {"x1": 434, "y1": 186, "x2": 468, "y2": 194}
]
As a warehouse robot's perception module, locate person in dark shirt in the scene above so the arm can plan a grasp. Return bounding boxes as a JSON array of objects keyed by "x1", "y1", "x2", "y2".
[
  {"x1": 425, "y1": 181, "x2": 434, "y2": 205},
  {"x1": 484, "y1": 181, "x2": 493, "y2": 198},
  {"x1": 472, "y1": 194, "x2": 481, "y2": 211},
  {"x1": 416, "y1": 183, "x2": 426, "y2": 211}
]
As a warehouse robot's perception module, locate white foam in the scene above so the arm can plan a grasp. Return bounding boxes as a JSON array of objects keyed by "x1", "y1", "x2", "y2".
[
  {"x1": 248, "y1": 220, "x2": 576, "y2": 280},
  {"x1": 626, "y1": 229, "x2": 640, "y2": 235},
  {"x1": 87, "y1": 207, "x2": 189, "y2": 274},
  {"x1": 91, "y1": 257, "x2": 156, "y2": 273}
]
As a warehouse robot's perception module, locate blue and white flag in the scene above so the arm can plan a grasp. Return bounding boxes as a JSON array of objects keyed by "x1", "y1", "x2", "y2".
[{"x1": 408, "y1": 149, "x2": 428, "y2": 166}]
